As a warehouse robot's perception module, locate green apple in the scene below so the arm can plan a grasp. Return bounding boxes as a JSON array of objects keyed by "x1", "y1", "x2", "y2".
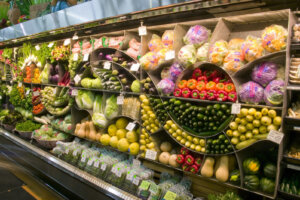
[
  {"x1": 238, "y1": 125, "x2": 247, "y2": 133},
  {"x1": 229, "y1": 122, "x2": 238, "y2": 130},
  {"x1": 253, "y1": 119, "x2": 261, "y2": 127},
  {"x1": 259, "y1": 126, "x2": 267, "y2": 134},
  {"x1": 273, "y1": 116, "x2": 282, "y2": 126},
  {"x1": 261, "y1": 116, "x2": 272, "y2": 126},
  {"x1": 252, "y1": 128, "x2": 259, "y2": 135},
  {"x1": 254, "y1": 111, "x2": 262, "y2": 119}
]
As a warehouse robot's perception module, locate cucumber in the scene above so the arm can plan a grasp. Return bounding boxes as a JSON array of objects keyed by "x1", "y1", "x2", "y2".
[
  {"x1": 236, "y1": 139, "x2": 257, "y2": 150},
  {"x1": 253, "y1": 134, "x2": 268, "y2": 140}
]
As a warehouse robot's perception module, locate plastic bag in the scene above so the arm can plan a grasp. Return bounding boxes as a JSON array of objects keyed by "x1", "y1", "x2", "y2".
[
  {"x1": 178, "y1": 45, "x2": 197, "y2": 67},
  {"x1": 183, "y1": 25, "x2": 210, "y2": 47},
  {"x1": 251, "y1": 61, "x2": 277, "y2": 87},
  {"x1": 157, "y1": 78, "x2": 175, "y2": 95},
  {"x1": 228, "y1": 38, "x2": 244, "y2": 50},
  {"x1": 196, "y1": 43, "x2": 209, "y2": 62},
  {"x1": 264, "y1": 79, "x2": 284, "y2": 106},
  {"x1": 262, "y1": 25, "x2": 287, "y2": 52},
  {"x1": 239, "y1": 81, "x2": 264, "y2": 104},
  {"x1": 223, "y1": 50, "x2": 245, "y2": 74},
  {"x1": 140, "y1": 52, "x2": 159, "y2": 71},
  {"x1": 241, "y1": 35, "x2": 264, "y2": 62},
  {"x1": 148, "y1": 34, "x2": 163, "y2": 52},
  {"x1": 162, "y1": 30, "x2": 174, "y2": 50},
  {"x1": 208, "y1": 40, "x2": 228, "y2": 66}
]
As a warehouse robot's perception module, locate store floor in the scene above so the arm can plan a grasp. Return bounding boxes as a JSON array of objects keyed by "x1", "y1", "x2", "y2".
[{"x1": 0, "y1": 154, "x2": 64, "y2": 200}]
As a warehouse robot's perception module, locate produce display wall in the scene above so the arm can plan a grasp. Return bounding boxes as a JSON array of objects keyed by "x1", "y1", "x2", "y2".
[{"x1": 0, "y1": 8, "x2": 297, "y2": 200}]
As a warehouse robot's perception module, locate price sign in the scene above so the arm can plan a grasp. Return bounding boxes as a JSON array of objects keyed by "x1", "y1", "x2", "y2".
[
  {"x1": 72, "y1": 35, "x2": 79, "y2": 40},
  {"x1": 126, "y1": 122, "x2": 136, "y2": 131},
  {"x1": 139, "y1": 26, "x2": 147, "y2": 36},
  {"x1": 145, "y1": 150, "x2": 157, "y2": 160},
  {"x1": 64, "y1": 39, "x2": 71, "y2": 46},
  {"x1": 83, "y1": 54, "x2": 89, "y2": 61},
  {"x1": 133, "y1": 177, "x2": 140, "y2": 186},
  {"x1": 231, "y1": 103, "x2": 241, "y2": 114},
  {"x1": 26, "y1": 89, "x2": 30, "y2": 95},
  {"x1": 48, "y1": 42, "x2": 54, "y2": 48},
  {"x1": 104, "y1": 62, "x2": 111, "y2": 70},
  {"x1": 74, "y1": 75, "x2": 81, "y2": 84},
  {"x1": 130, "y1": 63, "x2": 140, "y2": 71},
  {"x1": 33, "y1": 91, "x2": 40, "y2": 96},
  {"x1": 132, "y1": 159, "x2": 141, "y2": 167},
  {"x1": 94, "y1": 160, "x2": 100, "y2": 168},
  {"x1": 87, "y1": 158, "x2": 93, "y2": 166},
  {"x1": 73, "y1": 53, "x2": 79, "y2": 61},
  {"x1": 163, "y1": 191, "x2": 177, "y2": 200},
  {"x1": 18, "y1": 82, "x2": 22, "y2": 87},
  {"x1": 35, "y1": 45, "x2": 40, "y2": 51},
  {"x1": 165, "y1": 50, "x2": 175, "y2": 60},
  {"x1": 101, "y1": 163, "x2": 107, "y2": 171},
  {"x1": 267, "y1": 130, "x2": 284, "y2": 144},
  {"x1": 126, "y1": 172, "x2": 134, "y2": 181},
  {"x1": 139, "y1": 180, "x2": 150, "y2": 190},
  {"x1": 149, "y1": 183, "x2": 158, "y2": 194},
  {"x1": 72, "y1": 89, "x2": 78, "y2": 96},
  {"x1": 117, "y1": 95, "x2": 124, "y2": 105}
]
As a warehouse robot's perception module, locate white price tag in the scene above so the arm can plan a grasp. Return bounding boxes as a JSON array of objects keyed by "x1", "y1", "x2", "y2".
[
  {"x1": 101, "y1": 163, "x2": 107, "y2": 171},
  {"x1": 72, "y1": 89, "x2": 78, "y2": 96},
  {"x1": 104, "y1": 62, "x2": 111, "y2": 70},
  {"x1": 18, "y1": 82, "x2": 22, "y2": 87},
  {"x1": 94, "y1": 160, "x2": 100, "y2": 168},
  {"x1": 64, "y1": 39, "x2": 71, "y2": 46},
  {"x1": 126, "y1": 172, "x2": 134, "y2": 181},
  {"x1": 117, "y1": 95, "x2": 124, "y2": 105},
  {"x1": 133, "y1": 177, "x2": 140, "y2": 186},
  {"x1": 72, "y1": 35, "x2": 79, "y2": 40},
  {"x1": 126, "y1": 122, "x2": 136, "y2": 131},
  {"x1": 81, "y1": 156, "x2": 86, "y2": 163},
  {"x1": 133, "y1": 159, "x2": 141, "y2": 167},
  {"x1": 33, "y1": 91, "x2": 40, "y2": 96},
  {"x1": 139, "y1": 26, "x2": 147, "y2": 36},
  {"x1": 267, "y1": 130, "x2": 284, "y2": 144},
  {"x1": 74, "y1": 75, "x2": 81, "y2": 84},
  {"x1": 26, "y1": 89, "x2": 30, "y2": 95},
  {"x1": 83, "y1": 54, "x2": 89, "y2": 61},
  {"x1": 111, "y1": 166, "x2": 117, "y2": 174},
  {"x1": 35, "y1": 45, "x2": 40, "y2": 51},
  {"x1": 48, "y1": 42, "x2": 54, "y2": 48},
  {"x1": 87, "y1": 158, "x2": 93, "y2": 166},
  {"x1": 73, "y1": 53, "x2": 79, "y2": 61},
  {"x1": 130, "y1": 63, "x2": 140, "y2": 71},
  {"x1": 165, "y1": 50, "x2": 175, "y2": 60},
  {"x1": 231, "y1": 103, "x2": 241, "y2": 114},
  {"x1": 145, "y1": 150, "x2": 157, "y2": 160}
]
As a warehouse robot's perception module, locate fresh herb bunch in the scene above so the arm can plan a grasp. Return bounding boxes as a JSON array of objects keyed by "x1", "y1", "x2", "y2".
[
  {"x1": 16, "y1": 120, "x2": 41, "y2": 132},
  {"x1": 2, "y1": 48, "x2": 13, "y2": 59},
  {"x1": 9, "y1": 85, "x2": 22, "y2": 107},
  {"x1": 33, "y1": 43, "x2": 54, "y2": 66},
  {"x1": 17, "y1": 43, "x2": 32, "y2": 67},
  {"x1": 9, "y1": 85, "x2": 32, "y2": 111}
]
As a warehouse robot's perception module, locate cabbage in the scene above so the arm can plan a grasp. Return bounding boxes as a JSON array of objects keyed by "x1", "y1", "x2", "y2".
[
  {"x1": 264, "y1": 79, "x2": 284, "y2": 106},
  {"x1": 93, "y1": 94, "x2": 103, "y2": 113},
  {"x1": 251, "y1": 62, "x2": 277, "y2": 87},
  {"x1": 131, "y1": 80, "x2": 140, "y2": 93},
  {"x1": 91, "y1": 78, "x2": 102, "y2": 89},
  {"x1": 92, "y1": 113, "x2": 107, "y2": 128},
  {"x1": 183, "y1": 25, "x2": 211, "y2": 47},
  {"x1": 81, "y1": 78, "x2": 93, "y2": 88},
  {"x1": 104, "y1": 95, "x2": 118, "y2": 120},
  {"x1": 81, "y1": 91, "x2": 94, "y2": 109},
  {"x1": 157, "y1": 78, "x2": 175, "y2": 95},
  {"x1": 239, "y1": 81, "x2": 264, "y2": 104},
  {"x1": 40, "y1": 63, "x2": 51, "y2": 84},
  {"x1": 196, "y1": 43, "x2": 209, "y2": 62},
  {"x1": 75, "y1": 90, "x2": 84, "y2": 109},
  {"x1": 178, "y1": 45, "x2": 197, "y2": 67}
]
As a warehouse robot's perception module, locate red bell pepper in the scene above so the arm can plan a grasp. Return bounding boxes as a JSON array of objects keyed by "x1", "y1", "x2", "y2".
[
  {"x1": 224, "y1": 83, "x2": 235, "y2": 93},
  {"x1": 191, "y1": 90, "x2": 199, "y2": 99},
  {"x1": 213, "y1": 77, "x2": 221, "y2": 83},
  {"x1": 194, "y1": 157, "x2": 202, "y2": 167},
  {"x1": 197, "y1": 76, "x2": 208, "y2": 83},
  {"x1": 187, "y1": 79, "x2": 197, "y2": 90},
  {"x1": 196, "y1": 81, "x2": 206, "y2": 91},
  {"x1": 228, "y1": 91, "x2": 237, "y2": 102},
  {"x1": 182, "y1": 163, "x2": 190, "y2": 171},
  {"x1": 189, "y1": 164, "x2": 199, "y2": 174},
  {"x1": 217, "y1": 90, "x2": 228, "y2": 102},
  {"x1": 204, "y1": 70, "x2": 218, "y2": 80},
  {"x1": 178, "y1": 80, "x2": 187, "y2": 89},
  {"x1": 199, "y1": 90, "x2": 207, "y2": 100},
  {"x1": 182, "y1": 88, "x2": 191, "y2": 98},
  {"x1": 176, "y1": 154, "x2": 185, "y2": 164},
  {"x1": 173, "y1": 88, "x2": 182, "y2": 97},
  {"x1": 192, "y1": 68, "x2": 202, "y2": 79},
  {"x1": 185, "y1": 155, "x2": 194, "y2": 165},
  {"x1": 180, "y1": 147, "x2": 189, "y2": 156},
  {"x1": 215, "y1": 82, "x2": 225, "y2": 91},
  {"x1": 205, "y1": 81, "x2": 216, "y2": 90},
  {"x1": 207, "y1": 90, "x2": 216, "y2": 100}
]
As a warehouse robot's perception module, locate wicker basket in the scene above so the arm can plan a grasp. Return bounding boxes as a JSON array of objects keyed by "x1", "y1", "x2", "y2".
[
  {"x1": 3, "y1": 124, "x2": 15, "y2": 132},
  {"x1": 33, "y1": 137, "x2": 72, "y2": 149},
  {"x1": 15, "y1": 129, "x2": 32, "y2": 139}
]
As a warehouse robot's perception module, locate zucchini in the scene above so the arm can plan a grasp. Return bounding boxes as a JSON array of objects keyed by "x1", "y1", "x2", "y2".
[
  {"x1": 236, "y1": 139, "x2": 257, "y2": 150},
  {"x1": 253, "y1": 134, "x2": 268, "y2": 140}
]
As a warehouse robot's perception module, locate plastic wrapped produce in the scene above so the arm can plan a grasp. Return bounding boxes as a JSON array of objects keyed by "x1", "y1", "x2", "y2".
[
  {"x1": 196, "y1": 43, "x2": 209, "y2": 62},
  {"x1": 241, "y1": 35, "x2": 264, "y2": 62},
  {"x1": 178, "y1": 45, "x2": 197, "y2": 67},
  {"x1": 239, "y1": 81, "x2": 264, "y2": 104},
  {"x1": 157, "y1": 78, "x2": 175, "y2": 95},
  {"x1": 262, "y1": 25, "x2": 288, "y2": 52},
  {"x1": 148, "y1": 34, "x2": 163, "y2": 52},
  {"x1": 228, "y1": 38, "x2": 244, "y2": 50},
  {"x1": 157, "y1": 48, "x2": 168, "y2": 65},
  {"x1": 223, "y1": 50, "x2": 245, "y2": 74},
  {"x1": 208, "y1": 40, "x2": 228, "y2": 66},
  {"x1": 264, "y1": 79, "x2": 284, "y2": 106},
  {"x1": 183, "y1": 25, "x2": 210, "y2": 47},
  {"x1": 162, "y1": 30, "x2": 174, "y2": 49},
  {"x1": 251, "y1": 61, "x2": 278, "y2": 87},
  {"x1": 161, "y1": 67, "x2": 171, "y2": 79},
  {"x1": 168, "y1": 62, "x2": 183, "y2": 82},
  {"x1": 140, "y1": 52, "x2": 159, "y2": 71}
]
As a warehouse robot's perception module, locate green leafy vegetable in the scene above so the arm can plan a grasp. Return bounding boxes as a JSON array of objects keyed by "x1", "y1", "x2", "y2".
[
  {"x1": 16, "y1": 120, "x2": 41, "y2": 132},
  {"x1": 104, "y1": 95, "x2": 118, "y2": 120}
]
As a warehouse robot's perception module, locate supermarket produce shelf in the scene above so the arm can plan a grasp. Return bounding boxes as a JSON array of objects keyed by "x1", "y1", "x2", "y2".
[
  {"x1": 0, "y1": 128, "x2": 140, "y2": 200},
  {"x1": 286, "y1": 85, "x2": 300, "y2": 91},
  {"x1": 277, "y1": 189, "x2": 300, "y2": 200},
  {"x1": 283, "y1": 154, "x2": 300, "y2": 166},
  {"x1": 284, "y1": 117, "x2": 300, "y2": 131}
]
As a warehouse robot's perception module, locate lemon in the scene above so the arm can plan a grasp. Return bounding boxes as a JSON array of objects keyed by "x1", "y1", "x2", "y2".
[
  {"x1": 199, "y1": 139, "x2": 205, "y2": 146},
  {"x1": 261, "y1": 116, "x2": 272, "y2": 126},
  {"x1": 108, "y1": 124, "x2": 117, "y2": 136},
  {"x1": 190, "y1": 144, "x2": 196, "y2": 150},
  {"x1": 195, "y1": 145, "x2": 201, "y2": 152},
  {"x1": 254, "y1": 111, "x2": 262, "y2": 119},
  {"x1": 129, "y1": 143, "x2": 140, "y2": 155},
  {"x1": 192, "y1": 137, "x2": 199, "y2": 145},
  {"x1": 117, "y1": 138, "x2": 129, "y2": 152},
  {"x1": 116, "y1": 118, "x2": 129, "y2": 129},
  {"x1": 126, "y1": 130, "x2": 138, "y2": 143},
  {"x1": 252, "y1": 128, "x2": 259, "y2": 135},
  {"x1": 100, "y1": 134, "x2": 111, "y2": 145},
  {"x1": 268, "y1": 109, "x2": 277, "y2": 118},
  {"x1": 226, "y1": 130, "x2": 233, "y2": 137},
  {"x1": 109, "y1": 136, "x2": 119, "y2": 148},
  {"x1": 273, "y1": 116, "x2": 282, "y2": 126},
  {"x1": 261, "y1": 108, "x2": 269, "y2": 116},
  {"x1": 248, "y1": 108, "x2": 257, "y2": 116},
  {"x1": 116, "y1": 129, "x2": 127, "y2": 139},
  {"x1": 231, "y1": 137, "x2": 239, "y2": 145},
  {"x1": 240, "y1": 108, "x2": 248, "y2": 117}
]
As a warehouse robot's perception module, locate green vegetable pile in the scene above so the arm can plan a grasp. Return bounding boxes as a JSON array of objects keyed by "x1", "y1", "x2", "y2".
[
  {"x1": 2, "y1": 48, "x2": 13, "y2": 59},
  {"x1": 68, "y1": 53, "x2": 83, "y2": 78},
  {"x1": 9, "y1": 85, "x2": 32, "y2": 111},
  {"x1": 33, "y1": 43, "x2": 54, "y2": 66},
  {"x1": 2, "y1": 110, "x2": 23, "y2": 125},
  {"x1": 207, "y1": 191, "x2": 243, "y2": 200},
  {"x1": 16, "y1": 120, "x2": 41, "y2": 132}
]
